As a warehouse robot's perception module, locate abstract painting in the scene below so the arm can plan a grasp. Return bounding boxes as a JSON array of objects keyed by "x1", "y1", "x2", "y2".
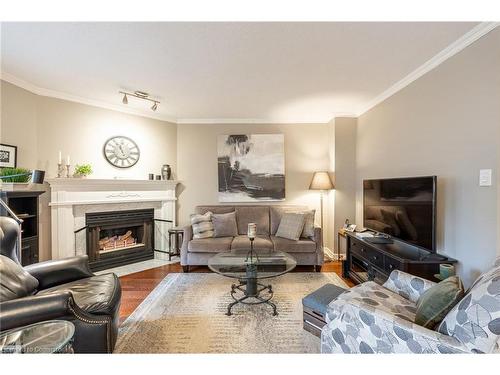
[{"x1": 217, "y1": 134, "x2": 285, "y2": 202}]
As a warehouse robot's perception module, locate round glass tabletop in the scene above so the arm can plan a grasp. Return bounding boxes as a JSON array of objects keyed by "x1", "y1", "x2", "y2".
[
  {"x1": 208, "y1": 250, "x2": 297, "y2": 280},
  {"x1": 0, "y1": 320, "x2": 75, "y2": 354}
]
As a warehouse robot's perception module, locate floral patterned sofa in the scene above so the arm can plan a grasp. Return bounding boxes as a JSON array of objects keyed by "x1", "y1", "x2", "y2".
[{"x1": 321, "y1": 258, "x2": 500, "y2": 354}]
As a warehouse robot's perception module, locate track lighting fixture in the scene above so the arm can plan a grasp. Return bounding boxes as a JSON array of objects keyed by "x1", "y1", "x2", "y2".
[{"x1": 119, "y1": 90, "x2": 160, "y2": 112}]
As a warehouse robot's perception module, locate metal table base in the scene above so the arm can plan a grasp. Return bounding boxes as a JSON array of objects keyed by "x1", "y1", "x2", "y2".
[{"x1": 225, "y1": 264, "x2": 278, "y2": 316}]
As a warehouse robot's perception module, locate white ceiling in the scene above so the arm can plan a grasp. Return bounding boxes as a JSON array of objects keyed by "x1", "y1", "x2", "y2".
[{"x1": 0, "y1": 22, "x2": 483, "y2": 123}]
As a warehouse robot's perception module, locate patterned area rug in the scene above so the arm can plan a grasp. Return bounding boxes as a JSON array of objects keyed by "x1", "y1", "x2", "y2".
[{"x1": 116, "y1": 272, "x2": 347, "y2": 353}]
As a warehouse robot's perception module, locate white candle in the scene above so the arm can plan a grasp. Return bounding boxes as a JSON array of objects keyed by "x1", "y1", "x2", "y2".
[
  {"x1": 247, "y1": 223, "x2": 257, "y2": 239},
  {"x1": 67, "y1": 155, "x2": 70, "y2": 165},
  {"x1": 58, "y1": 151, "x2": 62, "y2": 164}
]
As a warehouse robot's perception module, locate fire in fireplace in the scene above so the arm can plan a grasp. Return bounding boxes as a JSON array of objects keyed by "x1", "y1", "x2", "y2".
[{"x1": 86, "y1": 209, "x2": 154, "y2": 271}]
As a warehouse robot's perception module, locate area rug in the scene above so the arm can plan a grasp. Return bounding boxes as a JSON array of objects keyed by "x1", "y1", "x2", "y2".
[{"x1": 115, "y1": 272, "x2": 347, "y2": 353}]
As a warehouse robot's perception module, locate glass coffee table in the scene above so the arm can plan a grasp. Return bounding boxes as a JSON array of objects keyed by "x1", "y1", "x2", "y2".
[
  {"x1": 0, "y1": 320, "x2": 75, "y2": 353},
  {"x1": 208, "y1": 249, "x2": 297, "y2": 316}
]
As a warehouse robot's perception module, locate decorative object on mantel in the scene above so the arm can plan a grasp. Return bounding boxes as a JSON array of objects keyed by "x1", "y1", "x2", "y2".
[
  {"x1": 217, "y1": 134, "x2": 285, "y2": 202},
  {"x1": 161, "y1": 164, "x2": 172, "y2": 180},
  {"x1": 148, "y1": 173, "x2": 154, "y2": 180},
  {"x1": 0, "y1": 143, "x2": 17, "y2": 168},
  {"x1": 103, "y1": 136, "x2": 140, "y2": 168},
  {"x1": 73, "y1": 164, "x2": 93, "y2": 178},
  {"x1": 57, "y1": 151, "x2": 71, "y2": 178},
  {"x1": 309, "y1": 171, "x2": 334, "y2": 249},
  {"x1": 120, "y1": 90, "x2": 160, "y2": 112},
  {"x1": 0, "y1": 168, "x2": 45, "y2": 185}
]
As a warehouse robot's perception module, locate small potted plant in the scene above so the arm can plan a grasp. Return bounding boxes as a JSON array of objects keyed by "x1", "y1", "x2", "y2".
[
  {"x1": 0, "y1": 167, "x2": 31, "y2": 183},
  {"x1": 73, "y1": 164, "x2": 93, "y2": 178}
]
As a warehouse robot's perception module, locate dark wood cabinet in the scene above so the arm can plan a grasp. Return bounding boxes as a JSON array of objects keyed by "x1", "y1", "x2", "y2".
[
  {"x1": 343, "y1": 231, "x2": 457, "y2": 284},
  {"x1": 0, "y1": 190, "x2": 44, "y2": 266}
]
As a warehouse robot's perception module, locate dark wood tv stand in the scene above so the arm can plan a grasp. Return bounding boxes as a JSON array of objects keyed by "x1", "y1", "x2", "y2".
[{"x1": 343, "y1": 231, "x2": 457, "y2": 285}]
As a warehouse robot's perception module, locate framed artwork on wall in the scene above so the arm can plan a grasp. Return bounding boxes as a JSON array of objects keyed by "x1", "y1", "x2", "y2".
[
  {"x1": 217, "y1": 134, "x2": 285, "y2": 202},
  {"x1": 0, "y1": 144, "x2": 17, "y2": 168}
]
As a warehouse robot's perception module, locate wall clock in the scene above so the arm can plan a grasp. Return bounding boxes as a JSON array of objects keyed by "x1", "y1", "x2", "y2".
[{"x1": 103, "y1": 136, "x2": 140, "y2": 168}]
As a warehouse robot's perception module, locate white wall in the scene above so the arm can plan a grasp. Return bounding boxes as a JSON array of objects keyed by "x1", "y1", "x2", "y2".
[
  {"x1": 356, "y1": 29, "x2": 500, "y2": 285},
  {"x1": 1, "y1": 81, "x2": 177, "y2": 179}
]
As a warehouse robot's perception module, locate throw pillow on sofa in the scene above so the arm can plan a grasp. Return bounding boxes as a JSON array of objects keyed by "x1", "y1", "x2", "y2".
[
  {"x1": 299, "y1": 209, "x2": 316, "y2": 238},
  {"x1": 276, "y1": 212, "x2": 306, "y2": 241},
  {"x1": 190, "y1": 211, "x2": 214, "y2": 239},
  {"x1": 415, "y1": 275, "x2": 464, "y2": 329},
  {"x1": 0, "y1": 254, "x2": 39, "y2": 302},
  {"x1": 212, "y1": 211, "x2": 238, "y2": 238}
]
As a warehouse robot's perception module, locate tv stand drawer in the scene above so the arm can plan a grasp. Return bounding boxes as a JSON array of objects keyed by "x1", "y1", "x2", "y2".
[{"x1": 350, "y1": 239, "x2": 384, "y2": 269}]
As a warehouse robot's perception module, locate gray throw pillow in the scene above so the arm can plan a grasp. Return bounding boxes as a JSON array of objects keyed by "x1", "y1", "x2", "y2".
[
  {"x1": 212, "y1": 211, "x2": 238, "y2": 238},
  {"x1": 0, "y1": 255, "x2": 39, "y2": 302},
  {"x1": 299, "y1": 209, "x2": 315, "y2": 238},
  {"x1": 276, "y1": 213, "x2": 306, "y2": 241},
  {"x1": 415, "y1": 276, "x2": 464, "y2": 329}
]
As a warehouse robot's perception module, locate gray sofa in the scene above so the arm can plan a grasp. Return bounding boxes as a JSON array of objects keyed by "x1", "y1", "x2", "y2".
[{"x1": 180, "y1": 205, "x2": 324, "y2": 272}]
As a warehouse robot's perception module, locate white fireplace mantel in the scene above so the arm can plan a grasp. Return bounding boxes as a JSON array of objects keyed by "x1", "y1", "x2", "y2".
[{"x1": 47, "y1": 178, "x2": 179, "y2": 260}]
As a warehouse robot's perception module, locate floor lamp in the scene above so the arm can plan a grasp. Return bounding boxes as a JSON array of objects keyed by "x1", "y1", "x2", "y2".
[{"x1": 309, "y1": 171, "x2": 334, "y2": 252}]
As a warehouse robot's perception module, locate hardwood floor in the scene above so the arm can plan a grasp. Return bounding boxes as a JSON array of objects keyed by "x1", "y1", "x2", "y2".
[{"x1": 118, "y1": 261, "x2": 354, "y2": 323}]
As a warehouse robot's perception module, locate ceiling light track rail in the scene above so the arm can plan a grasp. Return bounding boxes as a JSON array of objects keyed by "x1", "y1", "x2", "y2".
[{"x1": 120, "y1": 90, "x2": 160, "y2": 111}]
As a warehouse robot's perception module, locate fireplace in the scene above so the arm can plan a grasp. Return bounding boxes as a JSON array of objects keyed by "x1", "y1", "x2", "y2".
[{"x1": 86, "y1": 209, "x2": 154, "y2": 271}]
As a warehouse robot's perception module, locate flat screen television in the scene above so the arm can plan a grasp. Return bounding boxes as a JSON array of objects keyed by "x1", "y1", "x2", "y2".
[{"x1": 363, "y1": 176, "x2": 436, "y2": 251}]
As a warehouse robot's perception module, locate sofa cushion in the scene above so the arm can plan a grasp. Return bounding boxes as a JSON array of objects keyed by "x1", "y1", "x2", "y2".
[
  {"x1": 231, "y1": 235, "x2": 273, "y2": 251},
  {"x1": 415, "y1": 276, "x2": 464, "y2": 329},
  {"x1": 188, "y1": 237, "x2": 233, "y2": 253},
  {"x1": 212, "y1": 211, "x2": 238, "y2": 238},
  {"x1": 275, "y1": 212, "x2": 306, "y2": 241},
  {"x1": 437, "y1": 263, "x2": 500, "y2": 353},
  {"x1": 195, "y1": 206, "x2": 235, "y2": 215},
  {"x1": 190, "y1": 211, "x2": 214, "y2": 239},
  {"x1": 37, "y1": 273, "x2": 120, "y2": 316},
  {"x1": 235, "y1": 206, "x2": 270, "y2": 235},
  {"x1": 331, "y1": 281, "x2": 418, "y2": 323},
  {"x1": 0, "y1": 254, "x2": 39, "y2": 302},
  {"x1": 270, "y1": 205, "x2": 308, "y2": 235},
  {"x1": 271, "y1": 236, "x2": 317, "y2": 253}
]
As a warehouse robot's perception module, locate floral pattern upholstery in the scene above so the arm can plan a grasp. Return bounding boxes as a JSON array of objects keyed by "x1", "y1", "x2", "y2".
[
  {"x1": 382, "y1": 270, "x2": 436, "y2": 303},
  {"x1": 321, "y1": 259, "x2": 500, "y2": 354},
  {"x1": 437, "y1": 259, "x2": 500, "y2": 353}
]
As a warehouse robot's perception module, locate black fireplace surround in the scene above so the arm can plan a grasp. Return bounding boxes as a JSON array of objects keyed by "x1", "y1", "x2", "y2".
[{"x1": 86, "y1": 208, "x2": 154, "y2": 271}]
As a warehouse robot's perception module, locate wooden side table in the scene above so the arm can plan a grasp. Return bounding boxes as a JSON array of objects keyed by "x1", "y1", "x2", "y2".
[
  {"x1": 167, "y1": 227, "x2": 184, "y2": 260},
  {"x1": 337, "y1": 229, "x2": 348, "y2": 261}
]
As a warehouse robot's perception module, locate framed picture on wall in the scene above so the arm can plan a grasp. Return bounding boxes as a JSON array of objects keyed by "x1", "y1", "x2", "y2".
[{"x1": 0, "y1": 144, "x2": 17, "y2": 168}]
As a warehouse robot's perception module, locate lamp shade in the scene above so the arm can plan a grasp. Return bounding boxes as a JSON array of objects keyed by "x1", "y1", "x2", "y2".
[{"x1": 309, "y1": 171, "x2": 334, "y2": 190}]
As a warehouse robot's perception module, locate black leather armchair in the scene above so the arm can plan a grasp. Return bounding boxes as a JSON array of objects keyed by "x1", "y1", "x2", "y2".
[{"x1": 0, "y1": 217, "x2": 122, "y2": 353}]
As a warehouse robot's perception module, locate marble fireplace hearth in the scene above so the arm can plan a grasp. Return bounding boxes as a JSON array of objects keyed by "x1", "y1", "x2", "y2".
[{"x1": 47, "y1": 179, "x2": 178, "y2": 267}]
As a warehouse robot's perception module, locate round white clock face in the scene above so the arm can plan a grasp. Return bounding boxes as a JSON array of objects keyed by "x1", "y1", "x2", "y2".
[{"x1": 103, "y1": 136, "x2": 140, "y2": 168}]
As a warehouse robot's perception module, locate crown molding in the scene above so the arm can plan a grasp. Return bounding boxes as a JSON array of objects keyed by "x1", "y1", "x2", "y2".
[
  {"x1": 177, "y1": 118, "x2": 333, "y2": 124},
  {"x1": 355, "y1": 22, "x2": 500, "y2": 117},
  {"x1": 0, "y1": 72, "x2": 177, "y2": 124}
]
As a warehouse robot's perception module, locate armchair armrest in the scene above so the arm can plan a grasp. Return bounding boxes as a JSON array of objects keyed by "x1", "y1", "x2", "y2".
[
  {"x1": 25, "y1": 255, "x2": 94, "y2": 290},
  {"x1": 322, "y1": 298, "x2": 469, "y2": 354},
  {"x1": 0, "y1": 292, "x2": 73, "y2": 332},
  {"x1": 383, "y1": 270, "x2": 436, "y2": 303},
  {"x1": 180, "y1": 225, "x2": 193, "y2": 266}
]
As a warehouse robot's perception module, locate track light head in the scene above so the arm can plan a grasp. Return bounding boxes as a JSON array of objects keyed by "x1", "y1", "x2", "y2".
[
  {"x1": 151, "y1": 102, "x2": 158, "y2": 111},
  {"x1": 122, "y1": 94, "x2": 128, "y2": 105}
]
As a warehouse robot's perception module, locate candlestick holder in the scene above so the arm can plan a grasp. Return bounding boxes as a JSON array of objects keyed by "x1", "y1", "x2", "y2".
[
  {"x1": 245, "y1": 237, "x2": 260, "y2": 263},
  {"x1": 57, "y1": 163, "x2": 66, "y2": 178},
  {"x1": 66, "y1": 164, "x2": 71, "y2": 178}
]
